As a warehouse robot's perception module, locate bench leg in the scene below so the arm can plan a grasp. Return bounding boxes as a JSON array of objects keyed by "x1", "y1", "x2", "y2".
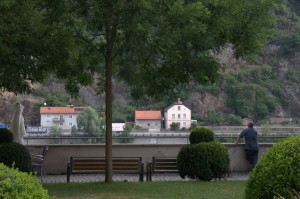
[
  {"x1": 67, "y1": 163, "x2": 70, "y2": 183},
  {"x1": 146, "y1": 163, "x2": 149, "y2": 181},
  {"x1": 139, "y1": 163, "x2": 144, "y2": 182},
  {"x1": 149, "y1": 163, "x2": 152, "y2": 182}
]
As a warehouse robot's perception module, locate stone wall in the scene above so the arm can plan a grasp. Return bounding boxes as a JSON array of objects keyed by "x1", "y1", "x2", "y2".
[{"x1": 27, "y1": 143, "x2": 272, "y2": 175}]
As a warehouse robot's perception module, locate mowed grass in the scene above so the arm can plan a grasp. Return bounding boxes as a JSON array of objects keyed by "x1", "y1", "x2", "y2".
[{"x1": 44, "y1": 181, "x2": 247, "y2": 199}]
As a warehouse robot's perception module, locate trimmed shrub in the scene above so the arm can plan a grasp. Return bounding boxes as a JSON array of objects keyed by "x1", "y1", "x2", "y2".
[
  {"x1": 177, "y1": 142, "x2": 230, "y2": 181},
  {"x1": 0, "y1": 142, "x2": 32, "y2": 173},
  {"x1": 0, "y1": 128, "x2": 13, "y2": 144},
  {"x1": 245, "y1": 136, "x2": 300, "y2": 199},
  {"x1": 0, "y1": 163, "x2": 49, "y2": 198},
  {"x1": 189, "y1": 127, "x2": 214, "y2": 144}
]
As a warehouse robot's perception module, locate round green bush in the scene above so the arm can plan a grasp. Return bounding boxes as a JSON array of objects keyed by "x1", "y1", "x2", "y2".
[
  {"x1": 0, "y1": 128, "x2": 13, "y2": 144},
  {"x1": 245, "y1": 136, "x2": 300, "y2": 199},
  {"x1": 0, "y1": 163, "x2": 49, "y2": 199},
  {"x1": 177, "y1": 141, "x2": 230, "y2": 180},
  {"x1": 0, "y1": 142, "x2": 32, "y2": 173},
  {"x1": 189, "y1": 127, "x2": 215, "y2": 144}
]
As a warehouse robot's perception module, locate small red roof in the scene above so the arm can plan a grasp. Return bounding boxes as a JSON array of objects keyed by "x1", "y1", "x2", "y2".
[
  {"x1": 40, "y1": 107, "x2": 86, "y2": 114},
  {"x1": 135, "y1": 110, "x2": 161, "y2": 120}
]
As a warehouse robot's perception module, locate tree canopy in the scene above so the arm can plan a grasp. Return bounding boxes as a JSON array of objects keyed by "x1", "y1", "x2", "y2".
[
  {"x1": 0, "y1": 0, "x2": 278, "y2": 182},
  {"x1": 77, "y1": 106, "x2": 104, "y2": 137}
]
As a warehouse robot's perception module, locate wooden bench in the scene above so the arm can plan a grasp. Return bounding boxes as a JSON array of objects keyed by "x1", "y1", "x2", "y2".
[
  {"x1": 67, "y1": 157, "x2": 144, "y2": 182},
  {"x1": 146, "y1": 157, "x2": 178, "y2": 181}
]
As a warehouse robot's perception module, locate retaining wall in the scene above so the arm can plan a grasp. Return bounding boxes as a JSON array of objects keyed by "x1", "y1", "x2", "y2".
[{"x1": 27, "y1": 143, "x2": 272, "y2": 175}]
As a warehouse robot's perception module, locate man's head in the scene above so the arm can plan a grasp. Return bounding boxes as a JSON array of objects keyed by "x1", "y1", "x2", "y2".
[{"x1": 248, "y1": 121, "x2": 254, "y2": 128}]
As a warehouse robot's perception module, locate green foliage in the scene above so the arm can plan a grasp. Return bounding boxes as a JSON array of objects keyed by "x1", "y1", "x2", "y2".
[
  {"x1": 261, "y1": 122, "x2": 272, "y2": 135},
  {"x1": 170, "y1": 122, "x2": 180, "y2": 131},
  {"x1": 205, "y1": 108, "x2": 224, "y2": 125},
  {"x1": 191, "y1": 112, "x2": 202, "y2": 122},
  {"x1": 77, "y1": 107, "x2": 104, "y2": 137},
  {"x1": 50, "y1": 125, "x2": 62, "y2": 137},
  {"x1": 225, "y1": 65, "x2": 278, "y2": 120},
  {"x1": 189, "y1": 127, "x2": 215, "y2": 144},
  {"x1": 0, "y1": 163, "x2": 49, "y2": 199},
  {"x1": 32, "y1": 86, "x2": 48, "y2": 98},
  {"x1": 0, "y1": 142, "x2": 31, "y2": 173},
  {"x1": 196, "y1": 84, "x2": 221, "y2": 96},
  {"x1": 177, "y1": 142, "x2": 230, "y2": 181},
  {"x1": 245, "y1": 136, "x2": 300, "y2": 199},
  {"x1": 272, "y1": 3, "x2": 300, "y2": 58},
  {"x1": 0, "y1": 128, "x2": 13, "y2": 144},
  {"x1": 225, "y1": 114, "x2": 242, "y2": 126},
  {"x1": 287, "y1": 66, "x2": 300, "y2": 83},
  {"x1": 71, "y1": 125, "x2": 77, "y2": 136},
  {"x1": 49, "y1": 125, "x2": 62, "y2": 144},
  {"x1": 45, "y1": 92, "x2": 69, "y2": 106},
  {"x1": 119, "y1": 123, "x2": 133, "y2": 143},
  {"x1": 189, "y1": 122, "x2": 198, "y2": 131}
]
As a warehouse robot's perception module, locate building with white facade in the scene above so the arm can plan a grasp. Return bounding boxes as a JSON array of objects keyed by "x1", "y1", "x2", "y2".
[
  {"x1": 164, "y1": 99, "x2": 191, "y2": 129},
  {"x1": 40, "y1": 106, "x2": 86, "y2": 133}
]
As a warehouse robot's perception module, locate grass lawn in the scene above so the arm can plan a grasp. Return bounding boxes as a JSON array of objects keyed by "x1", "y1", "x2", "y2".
[{"x1": 44, "y1": 181, "x2": 247, "y2": 199}]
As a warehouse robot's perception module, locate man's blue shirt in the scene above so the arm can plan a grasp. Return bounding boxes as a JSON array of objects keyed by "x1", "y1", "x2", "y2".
[{"x1": 240, "y1": 127, "x2": 259, "y2": 151}]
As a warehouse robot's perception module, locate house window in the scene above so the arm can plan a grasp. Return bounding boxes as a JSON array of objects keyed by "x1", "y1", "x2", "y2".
[
  {"x1": 172, "y1": 114, "x2": 175, "y2": 119},
  {"x1": 183, "y1": 114, "x2": 186, "y2": 119},
  {"x1": 47, "y1": 114, "x2": 50, "y2": 117},
  {"x1": 69, "y1": 123, "x2": 72, "y2": 126},
  {"x1": 69, "y1": 115, "x2": 72, "y2": 118},
  {"x1": 148, "y1": 123, "x2": 150, "y2": 126},
  {"x1": 183, "y1": 122, "x2": 186, "y2": 126},
  {"x1": 59, "y1": 123, "x2": 63, "y2": 126},
  {"x1": 60, "y1": 115, "x2": 63, "y2": 120},
  {"x1": 178, "y1": 114, "x2": 181, "y2": 119},
  {"x1": 47, "y1": 120, "x2": 50, "y2": 123},
  {"x1": 178, "y1": 106, "x2": 181, "y2": 111}
]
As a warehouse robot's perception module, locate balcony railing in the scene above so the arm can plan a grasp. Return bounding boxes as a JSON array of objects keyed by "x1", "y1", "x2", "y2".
[{"x1": 52, "y1": 118, "x2": 64, "y2": 123}]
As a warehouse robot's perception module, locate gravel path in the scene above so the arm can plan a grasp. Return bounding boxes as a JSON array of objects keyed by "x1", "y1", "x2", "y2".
[{"x1": 40, "y1": 172, "x2": 249, "y2": 183}]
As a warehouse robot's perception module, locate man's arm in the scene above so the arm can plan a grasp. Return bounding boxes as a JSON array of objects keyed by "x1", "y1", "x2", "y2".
[{"x1": 235, "y1": 130, "x2": 245, "y2": 144}]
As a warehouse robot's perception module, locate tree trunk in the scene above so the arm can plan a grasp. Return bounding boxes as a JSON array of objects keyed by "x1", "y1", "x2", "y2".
[{"x1": 105, "y1": 48, "x2": 113, "y2": 182}]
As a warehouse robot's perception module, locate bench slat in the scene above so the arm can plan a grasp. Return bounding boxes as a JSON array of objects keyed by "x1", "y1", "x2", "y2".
[
  {"x1": 67, "y1": 157, "x2": 144, "y2": 182},
  {"x1": 147, "y1": 157, "x2": 178, "y2": 181}
]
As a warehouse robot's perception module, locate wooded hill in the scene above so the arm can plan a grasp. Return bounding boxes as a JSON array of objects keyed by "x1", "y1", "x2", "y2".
[{"x1": 0, "y1": 0, "x2": 299, "y2": 126}]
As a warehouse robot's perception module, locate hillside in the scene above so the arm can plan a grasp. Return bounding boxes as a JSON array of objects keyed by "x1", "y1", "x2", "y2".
[{"x1": 0, "y1": 1, "x2": 300, "y2": 126}]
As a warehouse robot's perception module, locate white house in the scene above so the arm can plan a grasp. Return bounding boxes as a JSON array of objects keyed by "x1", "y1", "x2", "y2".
[
  {"x1": 164, "y1": 99, "x2": 191, "y2": 129},
  {"x1": 40, "y1": 106, "x2": 86, "y2": 133}
]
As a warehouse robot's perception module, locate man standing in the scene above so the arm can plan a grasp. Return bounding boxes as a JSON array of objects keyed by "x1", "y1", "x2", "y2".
[{"x1": 236, "y1": 121, "x2": 259, "y2": 168}]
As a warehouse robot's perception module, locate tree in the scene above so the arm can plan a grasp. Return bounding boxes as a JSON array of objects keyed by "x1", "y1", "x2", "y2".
[
  {"x1": 77, "y1": 107, "x2": 104, "y2": 137},
  {"x1": 49, "y1": 125, "x2": 62, "y2": 144},
  {"x1": 1, "y1": 0, "x2": 278, "y2": 182},
  {"x1": 0, "y1": 0, "x2": 97, "y2": 94},
  {"x1": 170, "y1": 122, "x2": 180, "y2": 131},
  {"x1": 205, "y1": 108, "x2": 224, "y2": 126},
  {"x1": 119, "y1": 123, "x2": 133, "y2": 143},
  {"x1": 71, "y1": 125, "x2": 77, "y2": 136}
]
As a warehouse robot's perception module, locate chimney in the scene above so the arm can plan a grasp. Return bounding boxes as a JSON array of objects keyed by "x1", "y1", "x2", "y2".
[{"x1": 176, "y1": 98, "x2": 183, "y2": 104}]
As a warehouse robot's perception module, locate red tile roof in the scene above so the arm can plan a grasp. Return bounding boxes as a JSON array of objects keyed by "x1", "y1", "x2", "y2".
[
  {"x1": 135, "y1": 110, "x2": 162, "y2": 120},
  {"x1": 40, "y1": 107, "x2": 86, "y2": 114}
]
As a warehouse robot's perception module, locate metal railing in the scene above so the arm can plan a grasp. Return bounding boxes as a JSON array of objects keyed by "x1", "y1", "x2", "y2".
[{"x1": 23, "y1": 135, "x2": 291, "y2": 145}]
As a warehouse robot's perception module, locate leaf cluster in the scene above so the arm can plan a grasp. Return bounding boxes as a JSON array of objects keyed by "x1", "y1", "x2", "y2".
[
  {"x1": 245, "y1": 136, "x2": 300, "y2": 199},
  {"x1": 224, "y1": 65, "x2": 278, "y2": 120},
  {"x1": 0, "y1": 163, "x2": 49, "y2": 199},
  {"x1": 0, "y1": 142, "x2": 32, "y2": 173},
  {"x1": 177, "y1": 141, "x2": 230, "y2": 181}
]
